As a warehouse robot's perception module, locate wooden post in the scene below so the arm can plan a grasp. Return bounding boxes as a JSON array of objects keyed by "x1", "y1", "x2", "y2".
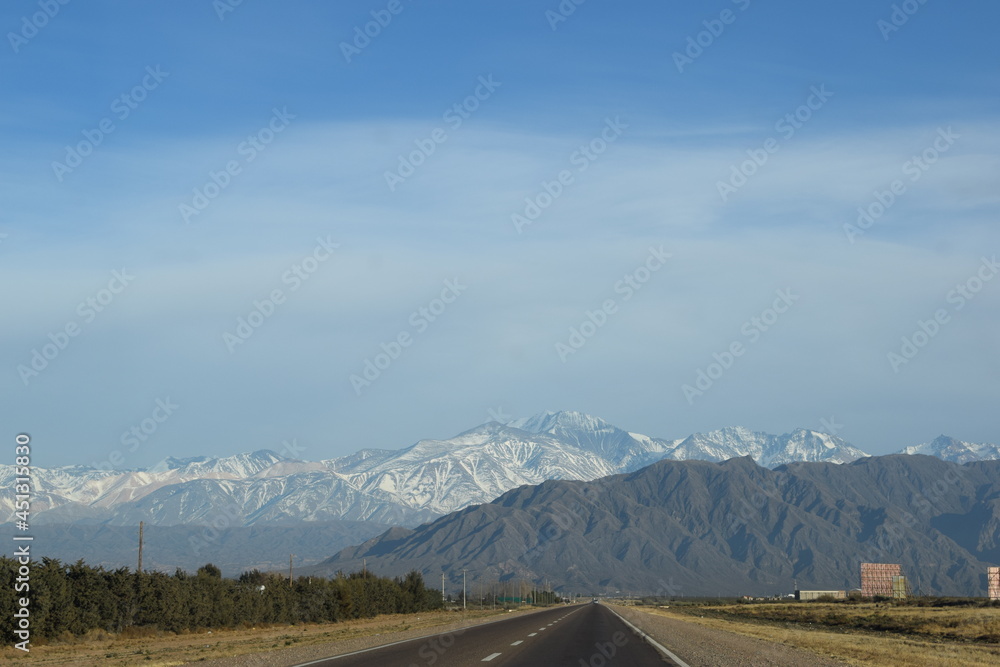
[
  {"x1": 137, "y1": 521, "x2": 144, "y2": 573},
  {"x1": 289, "y1": 554, "x2": 293, "y2": 587}
]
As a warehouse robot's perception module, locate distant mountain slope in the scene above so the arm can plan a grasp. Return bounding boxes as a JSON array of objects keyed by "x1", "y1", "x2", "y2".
[{"x1": 309, "y1": 455, "x2": 1000, "y2": 597}]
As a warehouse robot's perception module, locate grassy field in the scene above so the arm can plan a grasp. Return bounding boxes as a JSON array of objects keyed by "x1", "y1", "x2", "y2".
[
  {"x1": 635, "y1": 600, "x2": 1000, "y2": 666},
  {"x1": 709, "y1": 600, "x2": 1000, "y2": 643},
  {"x1": 0, "y1": 608, "x2": 516, "y2": 667}
]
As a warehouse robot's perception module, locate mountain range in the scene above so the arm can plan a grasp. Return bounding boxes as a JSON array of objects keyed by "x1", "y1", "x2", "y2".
[
  {"x1": 1, "y1": 412, "x2": 995, "y2": 530},
  {"x1": 308, "y1": 454, "x2": 1000, "y2": 597}
]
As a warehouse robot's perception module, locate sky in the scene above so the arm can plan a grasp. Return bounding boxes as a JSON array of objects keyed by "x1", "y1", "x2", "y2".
[{"x1": 2, "y1": 0, "x2": 998, "y2": 469}]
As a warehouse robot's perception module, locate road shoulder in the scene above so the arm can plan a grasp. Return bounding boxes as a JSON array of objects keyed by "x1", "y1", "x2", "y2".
[{"x1": 610, "y1": 604, "x2": 849, "y2": 667}]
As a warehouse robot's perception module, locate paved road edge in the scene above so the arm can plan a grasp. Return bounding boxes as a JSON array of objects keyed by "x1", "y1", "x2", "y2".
[
  {"x1": 290, "y1": 605, "x2": 576, "y2": 666},
  {"x1": 604, "y1": 604, "x2": 691, "y2": 667}
]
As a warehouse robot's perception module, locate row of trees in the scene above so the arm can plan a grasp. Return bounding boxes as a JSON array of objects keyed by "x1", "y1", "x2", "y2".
[
  {"x1": 1, "y1": 557, "x2": 442, "y2": 643},
  {"x1": 446, "y1": 587, "x2": 560, "y2": 607}
]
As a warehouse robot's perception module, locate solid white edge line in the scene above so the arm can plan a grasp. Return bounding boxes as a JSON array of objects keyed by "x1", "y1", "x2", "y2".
[
  {"x1": 290, "y1": 606, "x2": 578, "y2": 666},
  {"x1": 603, "y1": 604, "x2": 691, "y2": 667}
]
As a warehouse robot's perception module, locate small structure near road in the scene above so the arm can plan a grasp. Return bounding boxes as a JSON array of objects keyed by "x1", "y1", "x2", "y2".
[
  {"x1": 989, "y1": 567, "x2": 999, "y2": 601},
  {"x1": 795, "y1": 590, "x2": 846, "y2": 601},
  {"x1": 861, "y1": 563, "x2": 909, "y2": 599}
]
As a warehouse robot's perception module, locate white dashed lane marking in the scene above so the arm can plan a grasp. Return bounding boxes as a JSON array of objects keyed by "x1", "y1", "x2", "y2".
[
  {"x1": 511, "y1": 640, "x2": 523, "y2": 645},
  {"x1": 482, "y1": 653, "x2": 501, "y2": 662},
  {"x1": 528, "y1": 632, "x2": 537, "y2": 636}
]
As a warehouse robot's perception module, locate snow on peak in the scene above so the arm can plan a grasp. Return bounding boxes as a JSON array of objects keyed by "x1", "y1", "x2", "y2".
[
  {"x1": 898, "y1": 435, "x2": 1000, "y2": 463},
  {"x1": 507, "y1": 410, "x2": 612, "y2": 435},
  {"x1": 5, "y1": 412, "x2": 994, "y2": 530},
  {"x1": 146, "y1": 449, "x2": 286, "y2": 477}
]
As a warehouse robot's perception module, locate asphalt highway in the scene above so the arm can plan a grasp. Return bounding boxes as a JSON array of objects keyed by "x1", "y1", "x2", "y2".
[{"x1": 294, "y1": 603, "x2": 682, "y2": 667}]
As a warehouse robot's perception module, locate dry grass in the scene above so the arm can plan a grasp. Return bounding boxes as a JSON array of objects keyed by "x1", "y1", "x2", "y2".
[
  {"x1": 633, "y1": 603, "x2": 1000, "y2": 667},
  {"x1": 716, "y1": 602, "x2": 1000, "y2": 643},
  {"x1": 0, "y1": 608, "x2": 512, "y2": 667}
]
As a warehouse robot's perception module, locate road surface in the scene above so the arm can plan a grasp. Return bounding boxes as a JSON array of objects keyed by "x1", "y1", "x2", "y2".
[{"x1": 294, "y1": 603, "x2": 681, "y2": 666}]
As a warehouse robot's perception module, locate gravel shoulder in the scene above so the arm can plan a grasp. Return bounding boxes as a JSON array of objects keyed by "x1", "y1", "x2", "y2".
[{"x1": 610, "y1": 604, "x2": 850, "y2": 667}]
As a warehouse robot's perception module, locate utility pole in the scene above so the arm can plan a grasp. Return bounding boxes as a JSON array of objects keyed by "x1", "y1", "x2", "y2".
[
  {"x1": 137, "y1": 521, "x2": 144, "y2": 574},
  {"x1": 363, "y1": 558, "x2": 367, "y2": 577},
  {"x1": 442, "y1": 573, "x2": 445, "y2": 605},
  {"x1": 289, "y1": 554, "x2": 294, "y2": 587},
  {"x1": 463, "y1": 569, "x2": 467, "y2": 611}
]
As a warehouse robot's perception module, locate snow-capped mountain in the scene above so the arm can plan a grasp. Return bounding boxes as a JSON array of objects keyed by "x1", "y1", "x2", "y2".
[
  {"x1": 665, "y1": 425, "x2": 869, "y2": 468},
  {"x1": 1, "y1": 411, "x2": 992, "y2": 530},
  {"x1": 507, "y1": 411, "x2": 680, "y2": 470},
  {"x1": 897, "y1": 435, "x2": 1000, "y2": 464},
  {"x1": 331, "y1": 421, "x2": 621, "y2": 514},
  {"x1": 0, "y1": 450, "x2": 434, "y2": 528}
]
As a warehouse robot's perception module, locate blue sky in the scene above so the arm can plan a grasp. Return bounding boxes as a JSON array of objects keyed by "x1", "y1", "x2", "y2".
[{"x1": 3, "y1": 0, "x2": 998, "y2": 468}]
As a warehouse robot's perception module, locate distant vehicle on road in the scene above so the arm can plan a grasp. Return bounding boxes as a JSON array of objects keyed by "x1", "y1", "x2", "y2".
[{"x1": 591, "y1": 598, "x2": 599, "y2": 604}]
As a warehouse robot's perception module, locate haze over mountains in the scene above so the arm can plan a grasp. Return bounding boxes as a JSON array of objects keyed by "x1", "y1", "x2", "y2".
[
  {"x1": 898, "y1": 435, "x2": 1000, "y2": 464},
  {"x1": 3, "y1": 411, "x2": 997, "y2": 577},
  {"x1": 2, "y1": 412, "x2": 995, "y2": 529}
]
